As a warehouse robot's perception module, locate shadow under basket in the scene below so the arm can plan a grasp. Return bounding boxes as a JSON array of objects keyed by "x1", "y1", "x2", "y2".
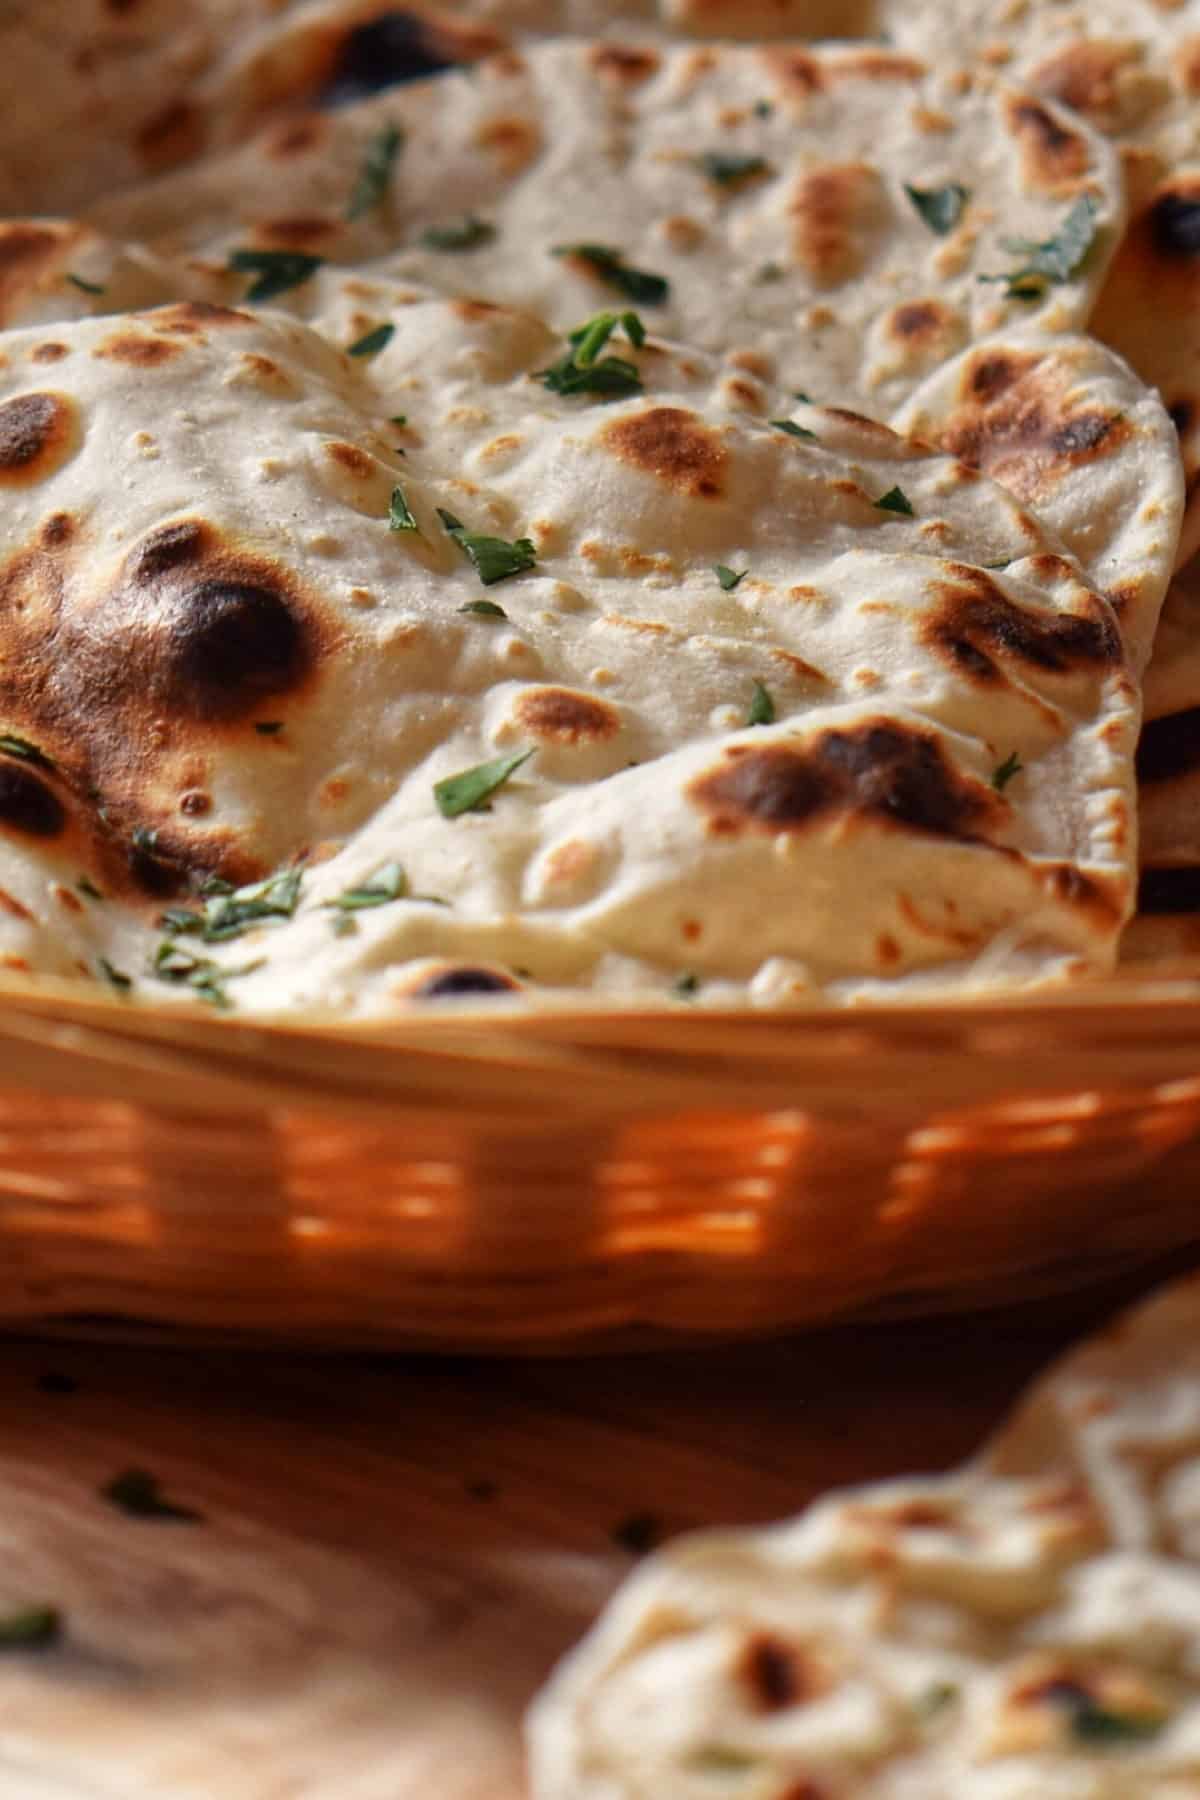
[{"x1": 3, "y1": 974, "x2": 1200, "y2": 1350}]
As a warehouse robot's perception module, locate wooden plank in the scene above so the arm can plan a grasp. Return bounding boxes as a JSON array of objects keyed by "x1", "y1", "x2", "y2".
[{"x1": 0, "y1": 1266, "x2": 1187, "y2": 1797}]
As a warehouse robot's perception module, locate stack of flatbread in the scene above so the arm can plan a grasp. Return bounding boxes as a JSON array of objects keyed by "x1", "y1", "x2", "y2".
[
  {"x1": 527, "y1": 1269, "x2": 1200, "y2": 1798},
  {"x1": 0, "y1": 0, "x2": 1199, "y2": 1013}
]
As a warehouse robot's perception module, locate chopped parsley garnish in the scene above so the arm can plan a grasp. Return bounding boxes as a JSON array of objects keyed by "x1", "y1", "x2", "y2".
[
  {"x1": 756, "y1": 260, "x2": 784, "y2": 283},
  {"x1": 981, "y1": 194, "x2": 1099, "y2": 299},
  {"x1": 347, "y1": 321, "x2": 394, "y2": 358},
  {"x1": 101, "y1": 1467, "x2": 203, "y2": 1523},
  {"x1": 904, "y1": 181, "x2": 969, "y2": 236},
  {"x1": 254, "y1": 721, "x2": 284, "y2": 735},
  {"x1": 436, "y1": 509, "x2": 536, "y2": 586},
  {"x1": 420, "y1": 214, "x2": 496, "y2": 251},
  {"x1": 97, "y1": 958, "x2": 132, "y2": 994},
  {"x1": 434, "y1": 749, "x2": 534, "y2": 819},
  {"x1": 77, "y1": 876, "x2": 104, "y2": 901},
  {"x1": 672, "y1": 971, "x2": 700, "y2": 999},
  {"x1": 688, "y1": 1749, "x2": 760, "y2": 1774},
  {"x1": 0, "y1": 1606, "x2": 61, "y2": 1650},
  {"x1": 553, "y1": 243, "x2": 669, "y2": 306},
  {"x1": 699, "y1": 151, "x2": 770, "y2": 186},
  {"x1": 151, "y1": 943, "x2": 265, "y2": 1009},
  {"x1": 227, "y1": 248, "x2": 325, "y2": 304},
  {"x1": 539, "y1": 310, "x2": 645, "y2": 400},
  {"x1": 324, "y1": 862, "x2": 407, "y2": 911},
  {"x1": 611, "y1": 1512, "x2": 662, "y2": 1555},
  {"x1": 1040, "y1": 1681, "x2": 1168, "y2": 1746},
  {"x1": 992, "y1": 751, "x2": 1023, "y2": 791},
  {"x1": 0, "y1": 734, "x2": 53, "y2": 768},
  {"x1": 747, "y1": 681, "x2": 776, "y2": 727},
  {"x1": 160, "y1": 868, "x2": 302, "y2": 945},
  {"x1": 916, "y1": 1682, "x2": 960, "y2": 1718},
  {"x1": 1068, "y1": 1701, "x2": 1167, "y2": 1745},
  {"x1": 753, "y1": 98, "x2": 774, "y2": 118},
  {"x1": 389, "y1": 414, "x2": 407, "y2": 426},
  {"x1": 65, "y1": 272, "x2": 106, "y2": 296},
  {"x1": 875, "y1": 485, "x2": 914, "y2": 515},
  {"x1": 771, "y1": 419, "x2": 816, "y2": 441},
  {"x1": 389, "y1": 485, "x2": 419, "y2": 533},
  {"x1": 459, "y1": 599, "x2": 508, "y2": 618},
  {"x1": 347, "y1": 122, "x2": 404, "y2": 220},
  {"x1": 715, "y1": 565, "x2": 747, "y2": 591}
]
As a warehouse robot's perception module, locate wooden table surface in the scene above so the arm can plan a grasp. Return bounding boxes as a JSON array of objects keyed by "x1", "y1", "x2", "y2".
[{"x1": 0, "y1": 1260, "x2": 1192, "y2": 1799}]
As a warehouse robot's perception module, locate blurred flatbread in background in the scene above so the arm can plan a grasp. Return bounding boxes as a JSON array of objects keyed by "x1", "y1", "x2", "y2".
[{"x1": 528, "y1": 1271, "x2": 1200, "y2": 1795}]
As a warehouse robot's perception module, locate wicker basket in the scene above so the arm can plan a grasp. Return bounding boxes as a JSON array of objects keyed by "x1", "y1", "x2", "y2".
[{"x1": 0, "y1": 970, "x2": 1198, "y2": 1349}]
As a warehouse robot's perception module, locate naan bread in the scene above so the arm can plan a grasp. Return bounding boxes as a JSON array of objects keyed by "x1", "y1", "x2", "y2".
[
  {"x1": 528, "y1": 1274, "x2": 1200, "y2": 1797},
  {"x1": 0, "y1": 297, "x2": 1138, "y2": 1013},
  {"x1": 891, "y1": 329, "x2": 1185, "y2": 676},
  {"x1": 85, "y1": 39, "x2": 1126, "y2": 424},
  {"x1": 0, "y1": 2, "x2": 509, "y2": 215}
]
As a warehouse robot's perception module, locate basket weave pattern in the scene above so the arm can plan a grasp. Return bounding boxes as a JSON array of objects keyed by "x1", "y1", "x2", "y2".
[{"x1": 1, "y1": 983, "x2": 1199, "y2": 1347}]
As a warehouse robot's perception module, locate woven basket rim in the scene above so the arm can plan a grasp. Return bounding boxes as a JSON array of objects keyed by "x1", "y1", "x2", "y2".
[{"x1": 3, "y1": 961, "x2": 1200, "y2": 1047}]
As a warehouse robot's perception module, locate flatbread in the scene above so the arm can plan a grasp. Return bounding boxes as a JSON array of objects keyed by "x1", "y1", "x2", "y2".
[
  {"x1": 891, "y1": 329, "x2": 1185, "y2": 676},
  {"x1": 85, "y1": 39, "x2": 1126, "y2": 425},
  {"x1": 527, "y1": 1273, "x2": 1200, "y2": 1797},
  {"x1": 0, "y1": 297, "x2": 1138, "y2": 1013}
]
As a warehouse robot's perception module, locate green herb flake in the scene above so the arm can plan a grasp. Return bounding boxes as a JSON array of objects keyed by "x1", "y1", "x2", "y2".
[
  {"x1": 771, "y1": 418, "x2": 816, "y2": 441},
  {"x1": 874, "y1": 485, "x2": 915, "y2": 516},
  {"x1": 76, "y1": 876, "x2": 103, "y2": 901},
  {"x1": 97, "y1": 958, "x2": 132, "y2": 994},
  {"x1": 65, "y1": 272, "x2": 106, "y2": 296},
  {"x1": 389, "y1": 485, "x2": 419, "y2": 533},
  {"x1": 459, "y1": 599, "x2": 508, "y2": 618},
  {"x1": 539, "y1": 310, "x2": 644, "y2": 400},
  {"x1": 916, "y1": 1682, "x2": 960, "y2": 1719},
  {"x1": 1069, "y1": 1702, "x2": 1167, "y2": 1745},
  {"x1": 672, "y1": 971, "x2": 700, "y2": 999},
  {"x1": 436, "y1": 509, "x2": 537, "y2": 586},
  {"x1": 747, "y1": 681, "x2": 776, "y2": 727},
  {"x1": 715, "y1": 565, "x2": 747, "y2": 591},
  {"x1": 434, "y1": 749, "x2": 534, "y2": 819},
  {"x1": 0, "y1": 1606, "x2": 61, "y2": 1650},
  {"x1": 753, "y1": 98, "x2": 774, "y2": 118},
  {"x1": 553, "y1": 243, "x2": 669, "y2": 306},
  {"x1": 687, "y1": 1747, "x2": 761, "y2": 1775},
  {"x1": 101, "y1": 1467, "x2": 203, "y2": 1523},
  {"x1": 227, "y1": 248, "x2": 325, "y2": 304},
  {"x1": 904, "y1": 181, "x2": 970, "y2": 236},
  {"x1": 992, "y1": 751, "x2": 1024, "y2": 792},
  {"x1": 161, "y1": 868, "x2": 302, "y2": 945},
  {"x1": 420, "y1": 214, "x2": 496, "y2": 252},
  {"x1": 347, "y1": 122, "x2": 404, "y2": 221},
  {"x1": 254, "y1": 721, "x2": 284, "y2": 735},
  {"x1": 346, "y1": 321, "x2": 395, "y2": 358},
  {"x1": 699, "y1": 151, "x2": 770, "y2": 187},
  {"x1": 0, "y1": 734, "x2": 53, "y2": 768},
  {"x1": 981, "y1": 194, "x2": 1100, "y2": 299},
  {"x1": 389, "y1": 414, "x2": 408, "y2": 426},
  {"x1": 324, "y1": 861, "x2": 407, "y2": 912},
  {"x1": 756, "y1": 260, "x2": 784, "y2": 283},
  {"x1": 332, "y1": 914, "x2": 359, "y2": 938},
  {"x1": 620, "y1": 309, "x2": 647, "y2": 348},
  {"x1": 151, "y1": 942, "x2": 265, "y2": 1009}
]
